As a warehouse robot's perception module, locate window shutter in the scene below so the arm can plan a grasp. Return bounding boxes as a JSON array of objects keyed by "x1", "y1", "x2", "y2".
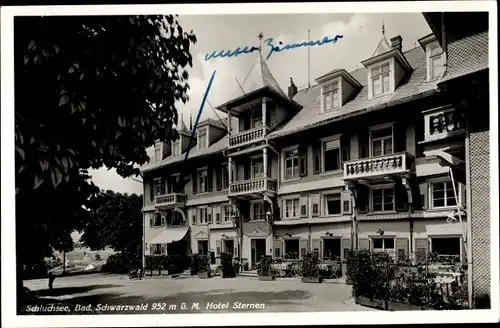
[
  {"x1": 161, "y1": 244, "x2": 166, "y2": 255},
  {"x1": 207, "y1": 207, "x2": 213, "y2": 224},
  {"x1": 461, "y1": 238, "x2": 467, "y2": 264},
  {"x1": 342, "y1": 238, "x2": 351, "y2": 258},
  {"x1": 234, "y1": 243, "x2": 239, "y2": 259},
  {"x1": 415, "y1": 237, "x2": 429, "y2": 265},
  {"x1": 312, "y1": 142, "x2": 321, "y2": 174},
  {"x1": 216, "y1": 240, "x2": 221, "y2": 257},
  {"x1": 192, "y1": 171, "x2": 198, "y2": 194},
  {"x1": 395, "y1": 183, "x2": 409, "y2": 212},
  {"x1": 312, "y1": 239, "x2": 321, "y2": 258},
  {"x1": 393, "y1": 121, "x2": 407, "y2": 153},
  {"x1": 300, "y1": 195, "x2": 308, "y2": 218},
  {"x1": 207, "y1": 167, "x2": 213, "y2": 192},
  {"x1": 341, "y1": 190, "x2": 352, "y2": 215},
  {"x1": 149, "y1": 215, "x2": 153, "y2": 228},
  {"x1": 299, "y1": 239, "x2": 309, "y2": 259},
  {"x1": 419, "y1": 182, "x2": 428, "y2": 210},
  {"x1": 357, "y1": 185, "x2": 369, "y2": 214},
  {"x1": 298, "y1": 144, "x2": 308, "y2": 177},
  {"x1": 149, "y1": 182, "x2": 155, "y2": 201},
  {"x1": 340, "y1": 134, "x2": 350, "y2": 166},
  {"x1": 149, "y1": 245, "x2": 153, "y2": 255},
  {"x1": 191, "y1": 209, "x2": 197, "y2": 226},
  {"x1": 396, "y1": 237, "x2": 409, "y2": 261},
  {"x1": 242, "y1": 202, "x2": 250, "y2": 222},
  {"x1": 311, "y1": 193, "x2": 320, "y2": 217},
  {"x1": 216, "y1": 168, "x2": 222, "y2": 191},
  {"x1": 244, "y1": 162, "x2": 250, "y2": 180},
  {"x1": 273, "y1": 239, "x2": 283, "y2": 258},
  {"x1": 358, "y1": 129, "x2": 370, "y2": 158},
  {"x1": 359, "y1": 238, "x2": 370, "y2": 250}
]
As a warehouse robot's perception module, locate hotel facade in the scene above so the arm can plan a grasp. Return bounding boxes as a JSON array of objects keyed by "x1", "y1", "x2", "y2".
[{"x1": 140, "y1": 13, "x2": 490, "y2": 307}]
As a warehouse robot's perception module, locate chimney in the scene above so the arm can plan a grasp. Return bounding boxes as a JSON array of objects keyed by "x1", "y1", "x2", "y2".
[
  {"x1": 390, "y1": 35, "x2": 403, "y2": 52},
  {"x1": 288, "y1": 77, "x2": 298, "y2": 99}
]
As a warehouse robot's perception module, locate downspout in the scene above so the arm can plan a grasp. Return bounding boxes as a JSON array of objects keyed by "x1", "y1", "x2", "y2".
[
  {"x1": 465, "y1": 111, "x2": 473, "y2": 308},
  {"x1": 440, "y1": 12, "x2": 448, "y2": 80}
]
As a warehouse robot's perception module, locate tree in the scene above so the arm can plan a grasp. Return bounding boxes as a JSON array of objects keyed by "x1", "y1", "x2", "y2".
[
  {"x1": 80, "y1": 190, "x2": 143, "y2": 258},
  {"x1": 14, "y1": 15, "x2": 196, "y2": 306}
]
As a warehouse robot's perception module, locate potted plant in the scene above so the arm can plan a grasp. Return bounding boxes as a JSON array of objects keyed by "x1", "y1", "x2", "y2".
[
  {"x1": 257, "y1": 255, "x2": 275, "y2": 281},
  {"x1": 301, "y1": 251, "x2": 322, "y2": 283},
  {"x1": 221, "y1": 252, "x2": 235, "y2": 278},
  {"x1": 197, "y1": 254, "x2": 211, "y2": 279}
]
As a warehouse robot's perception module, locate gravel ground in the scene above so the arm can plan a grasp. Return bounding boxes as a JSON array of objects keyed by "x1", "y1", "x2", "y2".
[{"x1": 22, "y1": 273, "x2": 377, "y2": 314}]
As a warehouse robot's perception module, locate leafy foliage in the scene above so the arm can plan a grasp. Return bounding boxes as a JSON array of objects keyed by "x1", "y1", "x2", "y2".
[
  {"x1": 301, "y1": 251, "x2": 320, "y2": 278},
  {"x1": 14, "y1": 15, "x2": 197, "y2": 291},
  {"x1": 80, "y1": 190, "x2": 142, "y2": 256},
  {"x1": 101, "y1": 252, "x2": 140, "y2": 274},
  {"x1": 257, "y1": 255, "x2": 274, "y2": 277}
]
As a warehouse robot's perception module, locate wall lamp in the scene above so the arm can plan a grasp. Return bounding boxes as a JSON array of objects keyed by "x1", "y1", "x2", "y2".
[
  {"x1": 377, "y1": 229, "x2": 385, "y2": 235},
  {"x1": 285, "y1": 233, "x2": 292, "y2": 238},
  {"x1": 325, "y1": 232, "x2": 333, "y2": 237}
]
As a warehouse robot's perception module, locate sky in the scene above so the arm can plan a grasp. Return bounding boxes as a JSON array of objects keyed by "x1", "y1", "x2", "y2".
[{"x1": 89, "y1": 13, "x2": 432, "y2": 195}]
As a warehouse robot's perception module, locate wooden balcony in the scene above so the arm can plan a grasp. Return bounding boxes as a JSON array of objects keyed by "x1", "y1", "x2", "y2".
[
  {"x1": 228, "y1": 126, "x2": 269, "y2": 149},
  {"x1": 423, "y1": 105, "x2": 465, "y2": 143},
  {"x1": 343, "y1": 152, "x2": 413, "y2": 181},
  {"x1": 155, "y1": 193, "x2": 187, "y2": 209},
  {"x1": 228, "y1": 177, "x2": 277, "y2": 198}
]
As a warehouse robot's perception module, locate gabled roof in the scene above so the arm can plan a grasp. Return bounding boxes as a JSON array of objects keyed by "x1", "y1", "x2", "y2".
[
  {"x1": 220, "y1": 51, "x2": 287, "y2": 108},
  {"x1": 372, "y1": 27, "x2": 392, "y2": 57},
  {"x1": 268, "y1": 46, "x2": 437, "y2": 139}
]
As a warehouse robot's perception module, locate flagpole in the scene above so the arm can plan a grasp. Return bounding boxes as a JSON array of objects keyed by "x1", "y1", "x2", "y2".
[{"x1": 308, "y1": 29, "x2": 311, "y2": 89}]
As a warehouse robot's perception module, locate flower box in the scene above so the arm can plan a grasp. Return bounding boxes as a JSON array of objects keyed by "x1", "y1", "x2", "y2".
[
  {"x1": 258, "y1": 275, "x2": 276, "y2": 281},
  {"x1": 355, "y1": 296, "x2": 386, "y2": 310},
  {"x1": 198, "y1": 272, "x2": 211, "y2": 279},
  {"x1": 302, "y1": 277, "x2": 322, "y2": 284},
  {"x1": 387, "y1": 301, "x2": 422, "y2": 311}
]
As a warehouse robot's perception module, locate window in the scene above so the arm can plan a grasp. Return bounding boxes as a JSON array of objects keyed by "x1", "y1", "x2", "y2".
[
  {"x1": 199, "y1": 208, "x2": 208, "y2": 224},
  {"x1": 252, "y1": 157, "x2": 264, "y2": 178},
  {"x1": 172, "y1": 140, "x2": 180, "y2": 157},
  {"x1": 152, "y1": 244, "x2": 163, "y2": 255},
  {"x1": 430, "y1": 237, "x2": 461, "y2": 259},
  {"x1": 285, "y1": 149, "x2": 299, "y2": 179},
  {"x1": 285, "y1": 199, "x2": 300, "y2": 218},
  {"x1": 325, "y1": 194, "x2": 341, "y2": 215},
  {"x1": 428, "y1": 41, "x2": 443, "y2": 80},
  {"x1": 198, "y1": 169, "x2": 208, "y2": 193},
  {"x1": 372, "y1": 187, "x2": 394, "y2": 212},
  {"x1": 168, "y1": 211, "x2": 184, "y2": 226},
  {"x1": 223, "y1": 205, "x2": 232, "y2": 222},
  {"x1": 323, "y1": 138, "x2": 340, "y2": 172},
  {"x1": 153, "y1": 213, "x2": 162, "y2": 226},
  {"x1": 284, "y1": 239, "x2": 299, "y2": 259},
  {"x1": 371, "y1": 126, "x2": 393, "y2": 157},
  {"x1": 372, "y1": 237, "x2": 395, "y2": 252},
  {"x1": 252, "y1": 111, "x2": 262, "y2": 129},
  {"x1": 431, "y1": 181, "x2": 458, "y2": 208},
  {"x1": 223, "y1": 240, "x2": 234, "y2": 255},
  {"x1": 154, "y1": 179, "x2": 165, "y2": 196},
  {"x1": 154, "y1": 144, "x2": 162, "y2": 162},
  {"x1": 198, "y1": 128, "x2": 207, "y2": 149},
  {"x1": 323, "y1": 239, "x2": 341, "y2": 260},
  {"x1": 371, "y1": 62, "x2": 391, "y2": 97},
  {"x1": 323, "y1": 81, "x2": 340, "y2": 111},
  {"x1": 253, "y1": 203, "x2": 265, "y2": 221}
]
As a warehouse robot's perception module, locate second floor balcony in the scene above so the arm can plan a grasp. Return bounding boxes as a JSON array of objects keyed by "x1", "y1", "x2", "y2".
[
  {"x1": 229, "y1": 177, "x2": 277, "y2": 197},
  {"x1": 229, "y1": 126, "x2": 269, "y2": 149},
  {"x1": 423, "y1": 105, "x2": 465, "y2": 143},
  {"x1": 343, "y1": 151, "x2": 414, "y2": 181},
  {"x1": 155, "y1": 193, "x2": 187, "y2": 209}
]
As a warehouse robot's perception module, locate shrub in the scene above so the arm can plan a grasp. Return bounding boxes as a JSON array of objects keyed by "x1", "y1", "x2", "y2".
[
  {"x1": 257, "y1": 255, "x2": 273, "y2": 277},
  {"x1": 301, "y1": 251, "x2": 320, "y2": 278},
  {"x1": 221, "y1": 252, "x2": 235, "y2": 278},
  {"x1": 190, "y1": 254, "x2": 200, "y2": 275},
  {"x1": 102, "y1": 252, "x2": 140, "y2": 273},
  {"x1": 197, "y1": 254, "x2": 210, "y2": 273}
]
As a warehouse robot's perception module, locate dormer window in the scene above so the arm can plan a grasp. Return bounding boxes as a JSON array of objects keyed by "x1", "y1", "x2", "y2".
[
  {"x1": 427, "y1": 41, "x2": 443, "y2": 80},
  {"x1": 323, "y1": 81, "x2": 340, "y2": 112},
  {"x1": 371, "y1": 62, "x2": 391, "y2": 97},
  {"x1": 197, "y1": 128, "x2": 207, "y2": 149},
  {"x1": 172, "y1": 140, "x2": 180, "y2": 157}
]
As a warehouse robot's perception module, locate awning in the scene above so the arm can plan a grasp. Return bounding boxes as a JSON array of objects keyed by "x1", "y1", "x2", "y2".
[{"x1": 148, "y1": 227, "x2": 189, "y2": 245}]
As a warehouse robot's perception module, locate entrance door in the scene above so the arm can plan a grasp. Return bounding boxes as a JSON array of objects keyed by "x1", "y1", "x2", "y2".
[
  {"x1": 323, "y1": 238, "x2": 341, "y2": 261},
  {"x1": 251, "y1": 239, "x2": 267, "y2": 270},
  {"x1": 197, "y1": 240, "x2": 208, "y2": 255}
]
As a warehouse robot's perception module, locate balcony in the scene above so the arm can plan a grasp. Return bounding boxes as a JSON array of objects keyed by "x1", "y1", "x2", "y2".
[
  {"x1": 423, "y1": 105, "x2": 465, "y2": 143},
  {"x1": 228, "y1": 126, "x2": 269, "y2": 149},
  {"x1": 343, "y1": 152, "x2": 413, "y2": 181},
  {"x1": 154, "y1": 193, "x2": 187, "y2": 209},
  {"x1": 228, "y1": 177, "x2": 277, "y2": 197}
]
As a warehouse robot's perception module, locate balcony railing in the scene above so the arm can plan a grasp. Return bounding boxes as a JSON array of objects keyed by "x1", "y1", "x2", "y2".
[
  {"x1": 228, "y1": 126, "x2": 269, "y2": 149},
  {"x1": 155, "y1": 193, "x2": 187, "y2": 207},
  {"x1": 423, "y1": 105, "x2": 465, "y2": 142},
  {"x1": 228, "y1": 177, "x2": 277, "y2": 196},
  {"x1": 343, "y1": 152, "x2": 413, "y2": 180}
]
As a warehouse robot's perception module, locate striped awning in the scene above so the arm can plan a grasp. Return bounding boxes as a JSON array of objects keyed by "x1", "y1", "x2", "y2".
[{"x1": 148, "y1": 227, "x2": 189, "y2": 244}]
